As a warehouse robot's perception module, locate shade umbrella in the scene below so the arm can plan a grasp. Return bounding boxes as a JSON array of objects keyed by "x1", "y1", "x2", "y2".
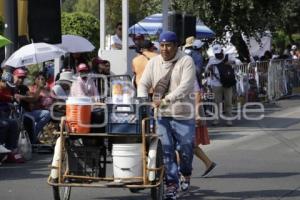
[
  {"x1": 0, "y1": 35, "x2": 12, "y2": 48},
  {"x1": 56, "y1": 35, "x2": 95, "y2": 53},
  {"x1": 4, "y1": 42, "x2": 66, "y2": 68},
  {"x1": 129, "y1": 13, "x2": 215, "y2": 39}
]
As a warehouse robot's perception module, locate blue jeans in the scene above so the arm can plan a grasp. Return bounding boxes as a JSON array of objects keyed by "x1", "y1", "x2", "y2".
[
  {"x1": 25, "y1": 110, "x2": 51, "y2": 143},
  {"x1": 0, "y1": 118, "x2": 19, "y2": 150},
  {"x1": 156, "y1": 117, "x2": 195, "y2": 186}
]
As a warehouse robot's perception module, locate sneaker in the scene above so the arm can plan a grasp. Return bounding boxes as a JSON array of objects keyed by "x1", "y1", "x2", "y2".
[
  {"x1": 180, "y1": 175, "x2": 190, "y2": 192},
  {"x1": 5, "y1": 152, "x2": 25, "y2": 163},
  {"x1": 0, "y1": 145, "x2": 11, "y2": 154},
  {"x1": 165, "y1": 183, "x2": 178, "y2": 200},
  {"x1": 202, "y1": 162, "x2": 217, "y2": 177}
]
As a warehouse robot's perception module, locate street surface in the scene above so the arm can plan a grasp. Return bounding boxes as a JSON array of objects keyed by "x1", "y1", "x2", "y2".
[{"x1": 1, "y1": 97, "x2": 300, "y2": 200}]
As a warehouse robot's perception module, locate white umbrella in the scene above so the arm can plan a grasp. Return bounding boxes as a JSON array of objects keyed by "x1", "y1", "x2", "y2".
[
  {"x1": 4, "y1": 42, "x2": 66, "y2": 68},
  {"x1": 57, "y1": 34, "x2": 95, "y2": 53}
]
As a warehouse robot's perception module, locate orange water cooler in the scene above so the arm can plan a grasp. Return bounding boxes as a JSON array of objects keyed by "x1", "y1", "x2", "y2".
[{"x1": 66, "y1": 97, "x2": 92, "y2": 134}]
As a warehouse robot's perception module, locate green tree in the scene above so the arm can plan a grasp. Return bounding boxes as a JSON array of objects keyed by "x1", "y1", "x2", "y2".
[
  {"x1": 277, "y1": 0, "x2": 300, "y2": 43},
  {"x1": 71, "y1": 0, "x2": 161, "y2": 34},
  {"x1": 74, "y1": 0, "x2": 99, "y2": 19},
  {"x1": 61, "y1": 12, "x2": 99, "y2": 57},
  {"x1": 129, "y1": 0, "x2": 161, "y2": 26},
  {"x1": 170, "y1": 0, "x2": 300, "y2": 60},
  {"x1": 61, "y1": 0, "x2": 78, "y2": 13},
  {"x1": 170, "y1": 0, "x2": 284, "y2": 38}
]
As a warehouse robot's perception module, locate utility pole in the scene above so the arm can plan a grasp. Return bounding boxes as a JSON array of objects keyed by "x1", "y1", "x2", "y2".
[
  {"x1": 162, "y1": 0, "x2": 169, "y2": 32},
  {"x1": 4, "y1": 0, "x2": 18, "y2": 59}
]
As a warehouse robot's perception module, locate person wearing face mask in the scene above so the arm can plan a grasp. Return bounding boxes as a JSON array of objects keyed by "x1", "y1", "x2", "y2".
[
  {"x1": 70, "y1": 63, "x2": 99, "y2": 100},
  {"x1": 205, "y1": 44, "x2": 242, "y2": 126},
  {"x1": 70, "y1": 63, "x2": 105, "y2": 134},
  {"x1": 138, "y1": 31, "x2": 195, "y2": 200}
]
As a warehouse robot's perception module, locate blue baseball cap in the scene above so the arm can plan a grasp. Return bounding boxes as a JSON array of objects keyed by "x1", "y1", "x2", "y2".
[{"x1": 159, "y1": 31, "x2": 178, "y2": 43}]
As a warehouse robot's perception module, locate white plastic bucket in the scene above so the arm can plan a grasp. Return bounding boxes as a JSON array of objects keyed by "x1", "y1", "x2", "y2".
[{"x1": 112, "y1": 143, "x2": 142, "y2": 180}]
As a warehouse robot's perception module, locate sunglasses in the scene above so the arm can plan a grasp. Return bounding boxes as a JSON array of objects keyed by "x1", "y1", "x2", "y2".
[{"x1": 117, "y1": 27, "x2": 122, "y2": 31}]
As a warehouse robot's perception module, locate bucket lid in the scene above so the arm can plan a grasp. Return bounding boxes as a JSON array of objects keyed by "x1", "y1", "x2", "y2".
[{"x1": 66, "y1": 97, "x2": 93, "y2": 105}]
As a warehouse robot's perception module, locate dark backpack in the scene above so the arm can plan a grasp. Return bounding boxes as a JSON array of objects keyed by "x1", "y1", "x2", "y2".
[{"x1": 214, "y1": 54, "x2": 236, "y2": 88}]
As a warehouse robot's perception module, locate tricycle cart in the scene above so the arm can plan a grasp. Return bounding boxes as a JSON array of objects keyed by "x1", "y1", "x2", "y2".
[{"x1": 47, "y1": 99, "x2": 164, "y2": 200}]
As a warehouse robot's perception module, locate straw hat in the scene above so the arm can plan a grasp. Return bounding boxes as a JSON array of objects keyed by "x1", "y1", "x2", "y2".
[
  {"x1": 57, "y1": 71, "x2": 75, "y2": 83},
  {"x1": 184, "y1": 36, "x2": 195, "y2": 48}
]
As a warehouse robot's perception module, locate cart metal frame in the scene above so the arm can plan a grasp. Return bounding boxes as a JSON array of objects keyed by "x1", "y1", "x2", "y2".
[{"x1": 47, "y1": 114, "x2": 164, "y2": 200}]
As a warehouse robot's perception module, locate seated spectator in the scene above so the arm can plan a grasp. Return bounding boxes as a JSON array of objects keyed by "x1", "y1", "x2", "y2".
[
  {"x1": 13, "y1": 69, "x2": 51, "y2": 144},
  {"x1": 51, "y1": 71, "x2": 75, "y2": 119},
  {"x1": 0, "y1": 71, "x2": 15, "y2": 102},
  {"x1": 52, "y1": 71, "x2": 75, "y2": 101},
  {"x1": 0, "y1": 118, "x2": 24, "y2": 163},
  {"x1": 29, "y1": 72, "x2": 54, "y2": 110},
  {"x1": 0, "y1": 72, "x2": 24, "y2": 163}
]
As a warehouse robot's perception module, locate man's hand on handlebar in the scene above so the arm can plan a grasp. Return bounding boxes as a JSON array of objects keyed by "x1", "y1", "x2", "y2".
[{"x1": 153, "y1": 98, "x2": 170, "y2": 108}]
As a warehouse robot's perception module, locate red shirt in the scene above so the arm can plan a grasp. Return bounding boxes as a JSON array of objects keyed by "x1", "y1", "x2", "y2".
[{"x1": 0, "y1": 86, "x2": 13, "y2": 103}]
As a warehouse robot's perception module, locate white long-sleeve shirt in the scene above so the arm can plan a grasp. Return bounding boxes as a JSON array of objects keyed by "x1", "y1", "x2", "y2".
[{"x1": 138, "y1": 50, "x2": 195, "y2": 118}]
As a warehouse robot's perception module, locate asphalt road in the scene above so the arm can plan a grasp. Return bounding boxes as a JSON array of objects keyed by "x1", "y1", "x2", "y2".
[{"x1": 1, "y1": 97, "x2": 300, "y2": 200}]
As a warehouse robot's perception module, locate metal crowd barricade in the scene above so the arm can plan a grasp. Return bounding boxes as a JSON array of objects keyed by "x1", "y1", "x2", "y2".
[
  {"x1": 207, "y1": 58, "x2": 299, "y2": 109},
  {"x1": 267, "y1": 60, "x2": 287, "y2": 101},
  {"x1": 284, "y1": 59, "x2": 300, "y2": 95},
  {"x1": 234, "y1": 61, "x2": 270, "y2": 104},
  {"x1": 248, "y1": 62, "x2": 258, "y2": 88},
  {"x1": 255, "y1": 61, "x2": 269, "y2": 102},
  {"x1": 234, "y1": 63, "x2": 250, "y2": 105}
]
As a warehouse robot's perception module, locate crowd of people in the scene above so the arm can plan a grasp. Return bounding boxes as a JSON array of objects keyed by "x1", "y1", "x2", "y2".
[
  {"x1": 1, "y1": 22, "x2": 299, "y2": 199},
  {"x1": 0, "y1": 54, "x2": 112, "y2": 164}
]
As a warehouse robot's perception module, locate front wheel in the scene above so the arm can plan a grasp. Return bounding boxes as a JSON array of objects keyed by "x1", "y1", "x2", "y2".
[
  {"x1": 150, "y1": 139, "x2": 164, "y2": 200},
  {"x1": 53, "y1": 185, "x2": 71, "y2": 200},
  {"x1": 52, "y1": 136, "x2": 71, "y2": 200}
]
